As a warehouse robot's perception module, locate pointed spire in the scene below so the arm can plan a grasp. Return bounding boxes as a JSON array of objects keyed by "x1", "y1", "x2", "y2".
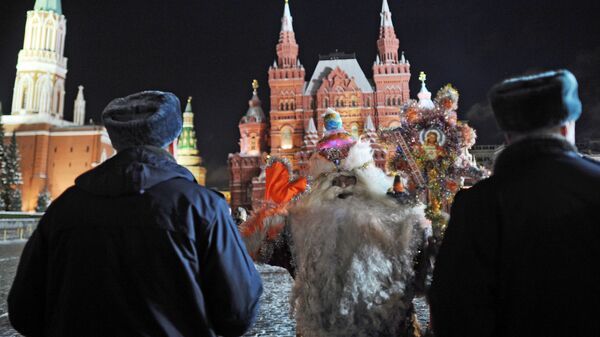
[
  {"x1": 176, "y1": 96, "x2": 205, "y2": 185},
  {"x1": 275, "y1": 0, "x2": 300, "y2": 68},
  {"x1": 281, "y1": 0, "x2": 294, "y2": 32},
  {"x1": 375, "y1": 55, "x2": 381, "y2": 65},
  {"x1": 400, "y1": 51, "x2": 406, "y2": 63},
  {"x1": 73, "y1": 85, "x2": 86, "y2": 125},
  {"x1": 306, "y1": 118, "x2": 317, "y2": 133},
  {"x1": 185, "y1": 97, "x2": 193, "y2": 113},
  {"x1": 178, "y1": 96, "x2": 198, "y2": 152},
  {"x1": 362, "y1": 115, "x2": 378, "y2": 143},
  {"x1": 76, "y1": 85, "x2": 84, "y2": 101},
  {"x1": 382, "y1": 0, "x2": 390, "y2": 12},
  {"x1": 34, "y1": 0, "x2": 62, "y2": 14},
  {"x1": 418, "y1": 71, "x2": 435, "y2": 109},
  {"x1": 303, "y1": 118, "x2": 319, "y2": 150},
  {"x1": 377, "y1": 0, "x2": 399, "y2": 64},
  {"x1": 365, "y1": 114, "x2": 376, "y2": 131},
  {"x1": 380, "y1": 0, "x2": 394, "y2": 28}
]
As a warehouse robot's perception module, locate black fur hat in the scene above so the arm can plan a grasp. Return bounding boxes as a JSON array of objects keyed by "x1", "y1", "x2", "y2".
[
  {"x1": 102, "y1": 91, "x2": 182, "y2": 151},
  {"x1": 489, "y1": 70, "x2": 582, "y2": 132}
]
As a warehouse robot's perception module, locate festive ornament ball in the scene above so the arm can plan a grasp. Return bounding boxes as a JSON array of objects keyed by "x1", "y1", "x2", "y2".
[
  {"x1": 323, "y1": 108, "x2": 344, "y2": 133},
  {"x1": 317, "y1": 108, "x2": 356, "y2": 161}
]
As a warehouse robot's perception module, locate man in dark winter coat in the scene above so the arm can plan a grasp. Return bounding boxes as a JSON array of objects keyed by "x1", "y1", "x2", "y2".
[
  {"x1": 429, "y1": 70, "x2": 600, "y2": 337},
  {"x1": 8, "y1": 91, "x2": 263, "y2": 337}
]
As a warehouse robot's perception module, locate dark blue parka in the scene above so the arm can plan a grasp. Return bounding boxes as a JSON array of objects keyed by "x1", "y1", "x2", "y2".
[
  {"x1": 8, "y1": 146, "x2": 263, "y2": 337},
  {"x1": 429, "y1": 136, "x2": 600, "y2": 337}
]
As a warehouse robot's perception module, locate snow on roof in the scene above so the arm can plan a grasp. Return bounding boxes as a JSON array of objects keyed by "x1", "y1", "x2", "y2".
[{"x1": 304, "y1": 58, "x2": 374, "y2": 95}]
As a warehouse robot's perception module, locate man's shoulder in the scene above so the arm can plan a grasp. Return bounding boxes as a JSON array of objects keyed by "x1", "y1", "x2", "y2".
[
  {"x1": 558, "y1": 153, "x2": 600, "y2": 182},
  {"x1": 168, "y1": 179, "x2": 224, "y2": 197},
  {"x1": 581, "y1": 155, "x2": 600, "y2": 169},
  {"x1": 156, "y1": 179, "x2": 229, "y2": 210},
  {"x1": 458, "y1": 177, "x2": 500, "y2": 199},
  {"x1": 46, "y1": 185, "x2": 83, "y2": 209}
]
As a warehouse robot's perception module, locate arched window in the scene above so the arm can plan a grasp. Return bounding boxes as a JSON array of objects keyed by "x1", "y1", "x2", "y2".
[
  {"x1": 44, "y1": 19, "x2": 55, "y2": 51},
  {"x1": 324, "y1": 98, "x2": 329, "y2": 108},
  {"x1": 53, "y1": 82, "x2": 64, "y2": 116},
  {"x1": 280, "y1": 102, "x2": 285, "y2": 110},
  {"x1": 250, "y1": 133, "x2": 257, "y2": 152},
  {"x1": 39, "y1": 79, "x2": 52, "y2": 114},
  {"x1": 31, "y1": 17, "x2": 40, "y2": 49},
  {"x1": 19, "y1": 77, "x2": 33, "y2": 111},
  {"x1": 387, "y1": 98, "x2": 392, "y2": 106},
  {"x1": 56, "y1": 28, "x2": 63, "y2": 54},
  {"x1": 281, "y1": 126, "x2": 293, "y2": 150},
  {"x1": 365, "y1": 98, "x2": 370, "y2": 107},
  {"x1": 21, "y1": 85, "x2": 28, "y2": 110}
]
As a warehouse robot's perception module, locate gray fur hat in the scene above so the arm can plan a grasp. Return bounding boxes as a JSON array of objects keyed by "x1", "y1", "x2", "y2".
[
  {"x1": 102, "y1": 91, "x2": 182, "y2": 151},
  {"x1": 489, "y1": 70, "x2": 582, "y2": 132}
]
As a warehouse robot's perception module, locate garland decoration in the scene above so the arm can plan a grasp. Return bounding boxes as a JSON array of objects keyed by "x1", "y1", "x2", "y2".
[{"x1": 380, "y1": 77, "x2": 488, "y2": 237}]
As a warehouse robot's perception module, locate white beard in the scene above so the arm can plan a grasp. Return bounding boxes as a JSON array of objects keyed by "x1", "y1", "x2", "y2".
[{"x1": 288, "y1": 172, "x2": 427, "y2": 337}]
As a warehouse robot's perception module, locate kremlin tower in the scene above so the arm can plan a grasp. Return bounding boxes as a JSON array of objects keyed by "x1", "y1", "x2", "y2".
[
  {"x1": 2, "y1": 0, "x2": 207, "y2": 211},
  {"x1": 2, "y1": 0, "x2": 113, "y2": 211},
  {"x1": 11, "y1": 0, "x2": 67, "y2": 118},
  {"x1": 176, "y1": 98, "x2": 207, "y2": 186},
  {"x1": 229, "y1": 0, "x2": 411, "y2": 211}
]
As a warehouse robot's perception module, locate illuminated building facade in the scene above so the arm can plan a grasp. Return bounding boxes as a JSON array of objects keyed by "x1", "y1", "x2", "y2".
[{"x1": 229, "y1": 0, "x2": 411, "y2": 211}]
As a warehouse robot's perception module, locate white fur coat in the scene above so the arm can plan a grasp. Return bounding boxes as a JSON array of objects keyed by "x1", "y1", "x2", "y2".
[{"x1": 288, "y1": 143, "x2": 427, "y2": 337}]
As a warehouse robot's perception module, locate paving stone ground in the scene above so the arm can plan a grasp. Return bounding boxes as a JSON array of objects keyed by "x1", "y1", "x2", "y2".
[
  {"x1": 0, "y1": 241, "x2": 25, "y2": 337},
  {"x1": 0, "y1": 242, "x2": 429, "y2": 337}
]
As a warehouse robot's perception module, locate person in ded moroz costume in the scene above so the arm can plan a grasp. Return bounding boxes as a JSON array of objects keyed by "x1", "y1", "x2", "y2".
[{"x1": 243, "y1": 109, "x2": 430, "y2": 337}]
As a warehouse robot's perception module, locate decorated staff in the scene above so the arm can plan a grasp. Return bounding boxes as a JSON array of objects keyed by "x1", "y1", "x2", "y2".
[{"x1": 380, "y1": 73, "x2": 487, "y2": 239}]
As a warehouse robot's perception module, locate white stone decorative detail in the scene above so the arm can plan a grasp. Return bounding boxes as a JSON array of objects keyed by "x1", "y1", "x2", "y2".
[{"x1": 73, "y1": 85, "x2": 86, "y2": 125}]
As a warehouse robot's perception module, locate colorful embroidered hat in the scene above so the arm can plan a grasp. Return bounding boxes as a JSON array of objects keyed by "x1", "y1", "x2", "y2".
[{"x1": 317, "y1": 108, "x2": 356, "y2": 164}]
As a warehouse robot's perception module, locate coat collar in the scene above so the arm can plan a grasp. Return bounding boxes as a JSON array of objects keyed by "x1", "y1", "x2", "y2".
[
  {"x1": 75, "y1": 146, "x2": 195, "y2": 196},
  {"x1": 493, "y1": 135, "x2": 578, "y2": 175}
]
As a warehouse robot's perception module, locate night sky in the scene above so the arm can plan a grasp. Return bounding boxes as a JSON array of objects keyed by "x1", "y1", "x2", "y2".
[{"x1": 1, "y1": 0, "x2": 599, "y2": 188}]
